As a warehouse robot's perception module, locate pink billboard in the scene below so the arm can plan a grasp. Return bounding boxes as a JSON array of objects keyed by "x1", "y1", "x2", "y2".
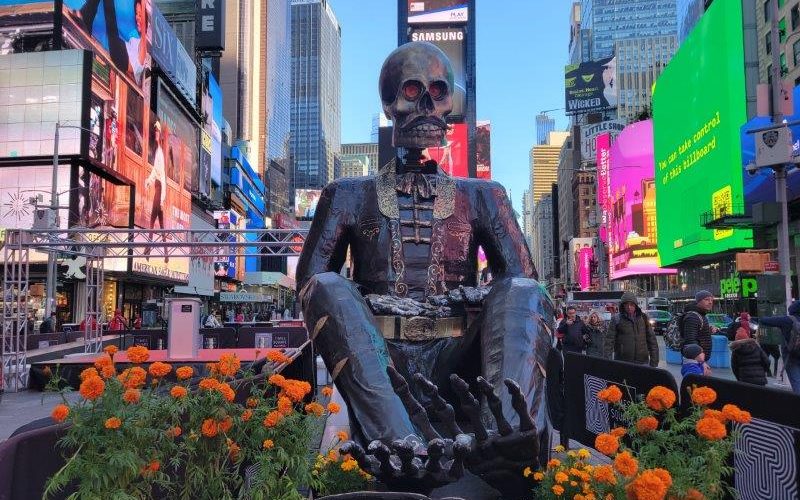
[
  {"x1": 596, "y1": 132, "x2": 612, "y2": 243},
  {"x1": 608, "y1": 120, "x2": 676, "y2": 279}
]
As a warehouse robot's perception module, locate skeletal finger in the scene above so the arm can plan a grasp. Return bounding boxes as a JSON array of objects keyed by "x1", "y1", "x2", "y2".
[
  {"x1": 504, "y1": 379, "x2": 535, "y2": 432},
  {"x1": 387, "y1": 366, "x2": 441, "y2": 441},
  {"x1": 368, "y1": 440, "x2": 396, "y2": 476},
  {"x1": 425, "y1": 438, "x2": 445, "y2": 473},
  {"x1": 450, "y1": 374, "x2": 488, "y2": 442},
  {"x1": 391, "y1": 439, "x2": 420, "y2": 476},
  {"x1": 449, "y1": 434, "x2": 472, "y2": 479},
  {"x1": 340, "y1": 441, "x2": 371, "y2": 472},
  {"x1": 477, "y1": 376, "x2": 512, "y2": 436},
  {"x1": 414, "y1": 373, "x2": 461, "y2": 437}
]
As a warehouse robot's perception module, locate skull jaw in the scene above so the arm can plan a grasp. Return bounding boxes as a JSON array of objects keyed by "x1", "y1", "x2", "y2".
[{"x1": 393, "y1": 122, "x2": 447, "y2": 149}]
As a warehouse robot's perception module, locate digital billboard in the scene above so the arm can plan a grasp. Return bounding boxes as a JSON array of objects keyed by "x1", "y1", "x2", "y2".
[
  {"x1": 409, "y1": 27, "x2": 466, "y2": 119},
  {"x1": 608, "y1": 120, "x2": 676, "y2": 279},
  {"x1": 424, "y1": 123, "x2": 468, "y2": 177},
  {"x1": 407, "y1": 1, "x2": 467, "y2": 24},
  {"x1": 213, "y1": 210, "x2": 238, "y2": 279},
  {"x1": 653, "y1": 0, "x2": 751, "y2": 266},
  {"x1": 476, "y1": 120, "x2": 491, "y2": 179},
  {"x1": 570, "y1": 238, "x2": 593, "y2": 291},
  {"x1": 596, "y1": 132, "x2": 611, "y2": 243},
  {"x1": 0, "y1": 50, "x2": 88, "y2": 158},
  {"x1": 564, "y1": 56, "x2": 616, "y2": 116},
  {"x1": 295, "y1": 189, "x2": 321, "y2": 219},
  {"x1": 201, "y1": 71, "x2": 223, "y2": 187}
]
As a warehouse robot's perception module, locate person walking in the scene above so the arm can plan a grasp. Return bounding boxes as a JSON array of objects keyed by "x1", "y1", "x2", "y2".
[
  {"x1": 604, "y1": 292, "x2": 659, "y2": 366},
  {"x1": 758, "y1": 300, "x2": 800, "y2": 393},
  {"x1": 681, "y1": 290, "x2": 716, "y2": 374},
  {"x1": 556, "y1": 305, "x2": 586, "y2": 353},
  {"x1": 582, "y1": 310, "x2": 607, "y2": 358},
  {"x1": 39, "y1": 312, "x2": 57, "y2": 334},
  {"x1": 730, "y1": 328, "x2": 770, "y2": 386}
]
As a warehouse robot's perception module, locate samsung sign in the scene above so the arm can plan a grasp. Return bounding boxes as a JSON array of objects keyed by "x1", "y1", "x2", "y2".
[
  {"x1": 197, "y1": 0, "x2": 225, "y2": 52},
  {"x1": 151, "y1": 4, "x2": 197, "y2": 105}
]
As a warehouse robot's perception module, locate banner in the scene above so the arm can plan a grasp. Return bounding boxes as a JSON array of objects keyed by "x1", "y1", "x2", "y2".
[
  {"x1": 424, "y1": 123, "x2": 468, "y2": 177},
  {"x1": 565, "y1": 56, "x2": 617, "y2": 115},
  {"x1": 596, "y1": 132, "x2": 612, "y2": 243},
  {"x1": 150, "y1": 2, "x2": 196, "y2": 105}
]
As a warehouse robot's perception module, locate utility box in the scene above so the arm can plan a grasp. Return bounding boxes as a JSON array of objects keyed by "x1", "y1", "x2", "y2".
[{"x1": 167, "y1": 297, "x2": 201, "y2": 359}]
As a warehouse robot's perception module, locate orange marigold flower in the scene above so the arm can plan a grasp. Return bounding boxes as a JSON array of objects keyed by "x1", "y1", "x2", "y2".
[
  {"x1": 170, "y1": 386, "x2": 188, "y2": 399},
  {"x1": 337, "y1": 430, "x2": 348, "y2": 441},
  {"x1": 148, "y1": 361, "x2": 172, "y2": 378},
  {"x1": 278, "y1": 396, "x2": 293, "y2": 416},
  {"x1": 547, "y1": 458, "x2": 561, "y2": 469},
  {"x1": 94, "y1": 354, "x2": 113, "y2": 370},
  {"x1": 691, "y1": 387, "x2": 717, "y2": 406},
  {"x1": 554, "y1": 471, "x2": 568, "y2": 484},
  {"x1": 703, "y1": 409, "x2": 726, "y2": 423},
  {"x1": 281, "y1": 379, "x2": 312, "y2": 403},
  {"x1": 123, "y1": 388, "x2": 141, "y2": 404},
  {"x1": 597, "y1": 385, "x2": 623, "y2": 404},
  {"x1": 147, "y1": 460, "x2": 160, "y2": 472},
  {"x1": 79, "y1": 375, "x2": 105, "y2": 400},
  {"x1": 167, "y1": 426, "x2": 182, "y2": 438},
  {"x1": 100, "y1": 363, "x2": 116, "y2": 379},
  {"x1": 327, "y1": 402, "x2": 341, "y2": 414},
  {"x1": 80, "y1": 367, "x2": 99, "y2": 381},
  {"x1": 636, "y1": 416, "x2": 659, "y2": 434},
  {"x1": 219, "y1": 416, "x2": 233, "y2": 433},
  {"x1": 722, "y1": 404, "x2": 752, "y2": 424},
  {"x1": 103, "y1": 345, "x2": 118, "y2": 357},
  {"x1": 610, "y1": 427, "x2": 627, "y2": 438},
  {"x1": 201, "y1": 418, "x2": 219, "y2": 437},
  {"x1": 199, "y1": 377, "x2": 220, "y2": 391},
  {"x1": 645, "y1": 386, "x2": 676, "y2": 412},
  {"x1": 176, "y1": 366, "x2": 194, "y2": 380},
  {"x1": 696, "y1": 417, "x2": 727, "y2": 441},
  {"x1": 241, "y1": 409, "x2": 253, "y2": 422},
  {"x1": 263, "y1": 410, "x2": 283, "y2": 428},
  {"x1": 217, "y1": 382, "x2": 235, "y2": 402},
  {"x1": 684, "y1": 488, "x2": 705, "y2": 500},
  {"x1": 266, "y1": 350, "x2": 291, "y2": 364},
  {"x1": 227, "y1": 439, "x2": 241, "y2": 460},
  {"x1": 650, "y1": 468, "x2": 672, "y2": 489},
  {"x1": 218, "y1": 353, "x2": 241, "y2": 377},
  {"x1": 625, "y1": 469, "x2": 669, "y2": 500},
  {"x1": 263, "y1": 439, "x2": 274, "y2": 449},
  {"x1": 305, "y1": 402, "x2": 325, "y2": 417},
  {"x1": 594, "y1": 433, "x2": 619, "y2": 456},
  {"x1": 206, "y1": 362, "x2": 220, "y2": 377},
  {"x1": 246, "y1": 397, "x2": 259, "y2": 408},
  {"x1": 104, "y1": 417, "x2": 122, "y2": 429},
  {"x1": 322, "y1": 386, "x2": 333, "y2": 397},
  {"x1": 592, "y1": 464, "x2": 617, "y2": 485},
  {"x1": 118, "y1": 367, "x2": 147, "y2": 389},
  {"x1": 126, "y1": 345, "x2": 150, "y2": 364},
  {"x1": 51, "y1": 404, "x2": 70, "y2": 423},
  {"x1": 613, "y1": 451, "x2": 638, "y2": 478},
  {"x1": 268, "y1": 374, "x2": 286, "y2": 387},
  {"x1": 552, "y1": 484, "x2": 565, "y2": 496}
]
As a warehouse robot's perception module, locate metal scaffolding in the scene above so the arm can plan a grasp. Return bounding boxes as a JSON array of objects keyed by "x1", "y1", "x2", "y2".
[{"x1": 0, "y1": 228, "x2": 308, "y2": 391}]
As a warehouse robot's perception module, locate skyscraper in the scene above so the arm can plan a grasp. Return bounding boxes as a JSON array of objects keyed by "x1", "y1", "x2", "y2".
[
  {"x1": 265, "y1": 0, "x2": 292, "y2": 200},
  {"x1": 536, "y1": 114, "x2": 556, "y2": 145},
  {"x1": 532, "y1": 194, "x2": 555, "y2": 281},
  {"x1": 580, "y1": 0, "x2": 677, "y2": 60},
  {"x1": 342, "y1": 143, "x2": 379, "y2": 175},
  {"x1": 290, "y1": 0, "x2": 342, "y2": 197},
  {"x1": 530, "y1": 131, "x2": 569, "y2": 204},
  {"x1": 616, "y1": 35, "x2": 678, "y2": 122},
  {"x1": 676, "y1": 0, "x2": 705, "y2": 42}
]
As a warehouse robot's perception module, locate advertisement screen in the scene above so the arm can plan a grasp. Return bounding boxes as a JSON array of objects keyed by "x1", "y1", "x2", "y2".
[
  {"x1": 213, "y1": 210, "x2": 237, "y2": 279},
  {"x1": 295, "y1": 189, "x2": 321, "y2": 220},
  {"x1": 0, "y1": 50, "x2": 86, "y2": 158},
  {"x1": 570, "y1": 238, "x2": 594, "y2": 291},
  {"x1": 424, "y1": 122, "x2": 468, "y2": 177},
  {"x1": 653, "y1": 0, "x2": 751, "y2": 266},
  {"x1": 407, "y1": 1, "x2": 467, "y2": 24},
  {"x1": 564, "y1": 56, "x2": 617, "y2": 115},
  {"x1": 608, "y1": 120, "x2": 676, "y2": 279},
  {"x1": 202, "y1": 72, "x2": 223, "y2": 187},
  {"x1": 409, "y1": 27, "x2": 466, "y2": 118},
  {"x1": 476, "y1": 120, "x2": 491, "y2": 179},
  {"x1": 596, "y1": 132, "x2": 611, "y2": 243},
  {"x1": 157, "y1": 80, "x2": 196, "y2": 195}
]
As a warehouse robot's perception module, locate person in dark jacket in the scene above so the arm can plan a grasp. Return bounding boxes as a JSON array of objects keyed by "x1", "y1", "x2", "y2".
[
  {"x1": 681, "y1": 290, "x2": 716, "y2": 373},
  {"x1": 39, "y1": 312, "x2": 57, "y2": 334},
  {"x1": 557, "y1": 305, "x2": 586, "y2": 353},
  {"x1": 758, "y1": 300, "x2": 800, "y2": 393},
  {"x1": 730, "y1": 328, "x2": 770, "y2": 386},
  {"x1": 582, "y1": 309, "x2": 607, "y2": 358},
  {"x1": 604, "y1": 292, "x2": 659, "y2": 366}
]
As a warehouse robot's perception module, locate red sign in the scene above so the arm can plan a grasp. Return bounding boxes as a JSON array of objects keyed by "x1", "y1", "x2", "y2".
[
  {"x1": 424, "y1": 123, "x2": 468, "y2": 177},
  {"x1": 764, "y1": 261, "x2": 780, "y2": 272}
]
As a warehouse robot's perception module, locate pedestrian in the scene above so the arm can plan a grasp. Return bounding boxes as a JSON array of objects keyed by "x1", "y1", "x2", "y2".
[
  {"x1": 730, "y1": 327, "x2": 770, "y2": 386},
  {"x1": 604, "y1": 292, "x2": 659, "y2": 366},
  {"x1": 582, "y1": 310, "x2": 607, "y2": 358},
  {"x1": 79, "y1": 315, "x2": 98, "y2": 333},
  {"x1": 108, "y1": 309, "x2": 128, "y2": 331},
  {"x1": 39, "y1": 312, "x2": 57, "y2": 334},
  {"x1": 556, "y1": 305, "x2": 586, "y2": 353},
  {"x1": 205, "y1": 310, "x2": 222, "y2": 328},
  {"x1": 235, "y1": 309, "x2": 245, "y2": 323},
  {"x1": 681, "y1": 290, "x2": 716, "y2": 374},
  {"x1": 681, "y1": 343, "x2": 705, "y2": 377},
  {"x1": 132, "y1": 313, "x2": 142, "y2": 329},
  {"x1": 758, "y1": 300, "x2": 800, "y2": 393}
]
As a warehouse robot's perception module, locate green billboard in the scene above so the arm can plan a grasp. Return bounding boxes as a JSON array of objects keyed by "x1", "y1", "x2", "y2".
[{"x1": 653, "y1": 0, "x2": 752, "y2": 267}]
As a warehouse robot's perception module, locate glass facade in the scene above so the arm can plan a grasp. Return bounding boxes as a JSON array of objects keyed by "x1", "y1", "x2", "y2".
[
  {"x1": 581, "y1": 0, "x2": 678, "y2": 60},
  {"x1": 290, "y1": 0, "x2": 341, "y2": 194},
  {"x1": 266, "y1": 0, "x2": 292, "y2": 211}
]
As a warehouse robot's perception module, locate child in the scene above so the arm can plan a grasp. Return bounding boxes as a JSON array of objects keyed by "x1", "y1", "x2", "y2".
[
  {"x1": 681, "y1": 344, "x2": 705, "y2": 377},
  {"x1": 730, "y1": 328, "x2": 770, "y2": 386}
]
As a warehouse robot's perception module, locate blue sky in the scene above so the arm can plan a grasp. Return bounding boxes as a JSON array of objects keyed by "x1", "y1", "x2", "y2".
[{"x1": 332, "y1": 0, "x2": 570, "y2": 211}]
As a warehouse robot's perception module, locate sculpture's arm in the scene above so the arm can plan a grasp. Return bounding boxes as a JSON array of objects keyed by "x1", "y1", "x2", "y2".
[
  {"x1": 477, "y1": 182, "x2": 537, "y2": 281},
  {"x1": 296, "y1": 182, "x2": 351, "y2": 295}
]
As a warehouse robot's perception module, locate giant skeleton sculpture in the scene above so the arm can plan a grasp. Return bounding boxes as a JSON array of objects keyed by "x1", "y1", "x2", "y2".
[{"x1": 297, "y1": 42, "x2": 555, "y2": 498}]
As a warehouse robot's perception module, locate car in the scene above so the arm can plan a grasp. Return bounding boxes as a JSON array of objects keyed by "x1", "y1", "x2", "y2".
[
  {"x1": 625, "y1": 231, "x2": 651, "y2": 247},
  {"x1": 645, "y1": 309, "x2": 673, "y2": 335},
  {"x1": 707, "y1": 313, "x2": 733, "y2": 331}
]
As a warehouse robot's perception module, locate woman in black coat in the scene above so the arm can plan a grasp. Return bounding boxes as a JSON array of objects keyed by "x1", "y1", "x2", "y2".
[
  {"x1": 730, "y1": 328, "x2": 771, "y2": 386},
  {"x1": 582, "y1": 310, "x2": 607, "y2": 358}
]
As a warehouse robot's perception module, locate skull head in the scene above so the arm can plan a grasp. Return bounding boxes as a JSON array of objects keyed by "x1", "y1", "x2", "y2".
[{"x1": 379, "y1": 41, "x2": 453, "y2": 149}]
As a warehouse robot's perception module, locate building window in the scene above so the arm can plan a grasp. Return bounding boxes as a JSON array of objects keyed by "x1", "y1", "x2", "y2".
[
  {"x1": 780, "y1": 17, "x2": 787, "y2": 43},
  {"x1": 793, "y1": 4, "x2": 800, "y2": 30},
  {"x1": 764, "y1": 0, "x2": 770, "y2": 21},
  {"x1": 794, "y1": 40, "x2": 800, "y2": 66},
  {"x1": 766, "y1": 33, "x2": 772, "y2": 54},
  {"x1": 782, "y1": 52, "x2": 788, "y2": 75}
]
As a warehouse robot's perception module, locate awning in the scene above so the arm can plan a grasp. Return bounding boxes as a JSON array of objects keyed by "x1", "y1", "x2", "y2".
[{"x1": 244, "y1": 272, "x2": 295, "y2": 290}]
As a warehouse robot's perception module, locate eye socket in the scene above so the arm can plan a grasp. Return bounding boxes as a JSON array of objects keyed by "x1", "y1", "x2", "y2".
[
  {"x1": 428, "y1": 81, "x2": 448, "y2": 100},
  {"x1": 402, "y1": 81, "x2": 423, "y2": 100}
]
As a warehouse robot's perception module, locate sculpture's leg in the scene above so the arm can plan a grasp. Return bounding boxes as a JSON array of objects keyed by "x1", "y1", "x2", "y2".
[
  {"x1": 301, "y1": 272, "x2": 417, "y2": 443},
  {"x1": 478, "y1": 277, "x2": 554, "y2": 463}
]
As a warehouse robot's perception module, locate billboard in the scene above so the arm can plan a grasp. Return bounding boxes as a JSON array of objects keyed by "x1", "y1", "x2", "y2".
[
  {"x1": 570, "y1": 238, "x2": 594, "y2": 291},
  {"x1": 608, "y1": 120, "x2": 676, "y2": 279},
  {"x1": 407, "y1": 1, "x2": 467, "y2": 24},
  {"x1": 596, "y1": 132, "x2": 611, "y2": 243},
  {"x1": 202, "y1": 71, "x2": 223, "y2": 187},
  {"x1": 476, "y1": 120, "x2": 491, "y2": 179},
  {"x1": 409, "y1": 27, "x2": 466, "y2": 119},
  {"x1": 295, "y1": 189, "x2": 321, "y2": 219},
  {"x1": 150, "y1": 3, "x2": 196, "y2": 105},
  {"x1": 424, "y1": 123, "x2": 468, "y2": 177},
  {"x1": 653, "y1": 0, "x2": 751, "y2": 266},
  {"x1": 196, "y1": 0, "x2": 225, "y2": 51},
  {"x1": 157, "y1": 80, "x2": 197, "y2": 195},
  {"x1": 564, "y1": 56, "x2": 617, "y2": 115},
  {"x1": 581, "y1": 120, "x2": 625, "y2": 161},
  {"x1": 213, "y1": 210, "x2": 238, "y2": 279},
  {"x1": 0, "y1": 50, "x2": 88, "y2": 158}
]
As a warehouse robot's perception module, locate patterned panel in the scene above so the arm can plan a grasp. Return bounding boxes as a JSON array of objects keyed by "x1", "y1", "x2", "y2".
[
  {"x1": 734, "y1": 418, "x2": 799, "y2": 500},
  {"x1": 583, "y1": 374, "x2": 610, "y2": 435}
]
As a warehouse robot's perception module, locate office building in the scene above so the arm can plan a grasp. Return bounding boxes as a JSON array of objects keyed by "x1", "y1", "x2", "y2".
[
  {"x1": 757, "y1": 0, "x2": 800, "y2": 86},
  {"x1": 290, "y1": 0, "x2": 342, "y2": 195},
  {"x1": 342, "y1": 143, "x2": 379, "y2": 175},
  {"x1": 155, "y1": 0, "x2": 196, "y2": 54},
  {"x1": 530, "y1": 131, "x2": 569, "y2": 204},
  {"x1": 536, "y1": 114, "x2": 556, "y2": 145},
  {"x1": 338, "y1": 154, "x2": 371, "y2": 178},
  {"x1": 532, "y1": 194, "x2": 555, "y2": 281},
  {"x1": 677, "y1": 0, "x2": 706, "y2": 42},
  {"x1": 522, "y1": 190, "x2": 534, "y2": 250},
  {"x1": 580, "y1": 0, "x2": 677, "y2": 60},
  {"x1": 265, "y1": 0, "x2": 293, "y2": 204},
  {"x1": 371, "y1": 114, "x2": 391, "y2": 143},
  {"x1": 616, "y1": 35, "x2": 678, "y2": 122},
  {"x1": 557, "y1": 131, "x2": 578, "y2": 280}
]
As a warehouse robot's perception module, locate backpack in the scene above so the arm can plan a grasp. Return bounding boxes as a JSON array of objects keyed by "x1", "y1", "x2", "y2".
[
  {"x1": 787, "y1": 317, "x2": 800, "y2": 357},
  {"x1": 664, "y1": 311, "x2": 702, "y2": 351}
]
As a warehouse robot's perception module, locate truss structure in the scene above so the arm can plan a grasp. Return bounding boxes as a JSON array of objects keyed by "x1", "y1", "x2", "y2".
[{"x1": 0, "y1": 228, "x2": 308, "y2": 391}]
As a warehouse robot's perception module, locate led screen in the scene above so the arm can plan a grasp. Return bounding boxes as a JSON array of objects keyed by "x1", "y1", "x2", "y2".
[
  {"x1": 409, "y1": 26, "x2": 466, "y2": 119},
  {"x1": 295, "y1": 189, "x2": 321, "y2": 220},
  {"x1": 407, "y1": 0, "x2": 467, "y2": 24},
  {"x1": 424, "y1": 122, "x2": 468, "y2": 177},
  {"x1": 476, "y1": 120, "x2": 491, "y2": 180},
  {"x1": 653, "y1": 0, "x2": 751, "y2": 266}
]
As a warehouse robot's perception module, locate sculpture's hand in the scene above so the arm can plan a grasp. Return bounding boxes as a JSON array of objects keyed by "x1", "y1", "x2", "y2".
[
  {"x1": 365, "y1": 294, "x2": 451, "y2": 318},
  {"x1": 427, "y1": 285, "x2": 492, "y2": 308}
]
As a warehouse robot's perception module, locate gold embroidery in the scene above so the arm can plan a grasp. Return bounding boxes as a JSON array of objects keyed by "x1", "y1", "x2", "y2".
[
  {"x1": 433, "y1": 173, "x2": 455, "y2": 219},
  {"x1": 377, "y1": 159, "x2": 399, "y2": 219}
]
